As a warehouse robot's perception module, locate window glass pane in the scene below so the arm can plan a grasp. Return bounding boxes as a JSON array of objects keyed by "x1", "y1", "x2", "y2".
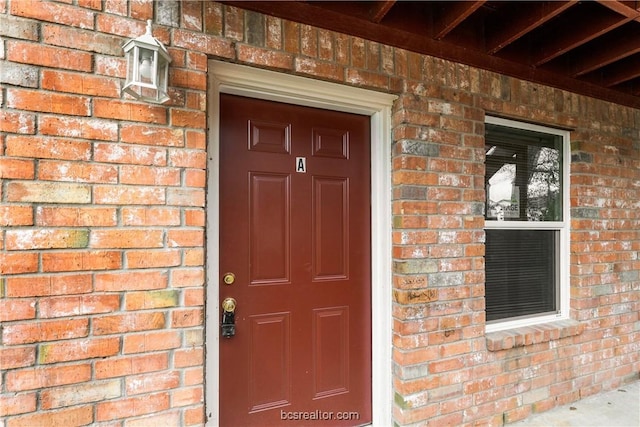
[
  {"x1": 485, "y1": 124, "x2": 562, "y2": 221},
  {"x1": 485, "y1": 229, "x2": 558, "y2": 322}
]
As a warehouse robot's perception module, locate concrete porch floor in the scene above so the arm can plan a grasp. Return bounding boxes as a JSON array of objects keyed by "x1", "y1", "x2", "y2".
[{"x1": 510, "y1": 380, "x2": 639, "y2": 427}]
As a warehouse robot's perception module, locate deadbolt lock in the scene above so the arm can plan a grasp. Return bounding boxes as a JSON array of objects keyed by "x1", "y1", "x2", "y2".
[{"x1": 222, "y1": 272, "x2": 235, "y2": 285}]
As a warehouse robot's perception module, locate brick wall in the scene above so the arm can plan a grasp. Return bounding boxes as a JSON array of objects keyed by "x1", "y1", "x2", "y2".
[{"x1": 1, "y1": 1, "x2": 638, "y2": 426}]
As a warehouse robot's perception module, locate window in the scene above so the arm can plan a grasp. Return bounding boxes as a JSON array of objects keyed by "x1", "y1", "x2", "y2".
[{"x1": 484, "y1": 117, "x2": 569, "y2": 331}]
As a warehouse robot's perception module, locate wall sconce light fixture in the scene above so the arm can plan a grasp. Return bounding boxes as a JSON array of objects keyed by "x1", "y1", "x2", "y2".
[{"x1": 122, "y1": 20, "x2": 171, "y2": 104}]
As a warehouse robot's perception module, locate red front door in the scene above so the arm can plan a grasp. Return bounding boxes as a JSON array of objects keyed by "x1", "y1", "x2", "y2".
[{"x1": 219, "y1": 94, "x2": 372, "y2": 426}]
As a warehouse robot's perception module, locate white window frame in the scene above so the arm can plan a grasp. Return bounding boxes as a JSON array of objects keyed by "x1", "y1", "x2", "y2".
[{"x1": 484, "y1": 116, "x2": 570, "y2": 333}]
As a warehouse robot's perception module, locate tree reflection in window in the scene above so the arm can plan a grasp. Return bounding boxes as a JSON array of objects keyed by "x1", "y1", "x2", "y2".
[{"x1": 485, "y1": 125, "x2": 562, "y2": 222}]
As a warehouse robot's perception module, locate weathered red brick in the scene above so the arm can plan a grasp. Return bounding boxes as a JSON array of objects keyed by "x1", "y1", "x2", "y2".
[
  {"x1": 120, "y1": 124, "x2": 184, "y2": 147},
  {"x1": 125, "y1": 250, "x2": 182, "y2": 269},
  {"x1": 39, "y1": 115, "x2": 118, "y2": 141},
  {"x1": 40, "y1": 379, "x2": 121, "y2": 410},
  {"x1": 185, "y1": 91, "x2": 206, "y2": 110},
  {"x1": 6, "y1": 406, "x2": 94, "y2": 427},
  {"x1": 170, "y1": 68, "x2": 207, "y2": 90},
  {"x1": 171, "y1": 386, "x2": 203, "y2": 408},
  {"x1": 295, "y1": 57, "x2": 344, "y2": 81},
  {"x1": 93, "y1": 185, "x2": 166, "y2": 205},
  {"x1": 0, "y1": 392, "x2": 37, "y2": 416},
  {"x1": 0, "y1": 14, "x2": 39, "y2": 41},
  {"x1": 0, "y1": 205, "x2": 33, "y2": 226},
  {"x1": 130, "y1": 0, "x2": 153, "y2": 20},
  {"x1": 0, "y1": 347, "x2": 36, "y2": 370},
  {"x1": 204, "y1": 1, "x2": 223, "y2": 35},
  {"x1": 185, "y1": 209, "x2": 205, "y2": 227},
  {"x1": 170, "y1": 109, "x2": 206, "y2": 128},
  {"x1": 183, "y1": 288, "x2": 204, "y2": 306},
  {"x1": 5, "y1": 363, "x2": 92, "y2": 391},
  {"x1": 121, "y1": 207, "x2": 181, "y2": 226},
  {"x1": 120, "y1": 410, "x2": 181, "y2": 427},
  {"x1": 93, "y1": 312, "x2": 166, "y2": 335},
  {"x1": 185, "y1": 169, "x2": 206, "y2": 187},
  {"x1": 240, "y1": 44, "x2": 296, "y2": 70},
  {"x1": 0, "y1": 252, "x2": 38, "y2": 275},
  {"x1": 93, "y1": 143, "x2": 167, "y2": 166},
  {"x1": 172, "y1": 28, "x2": 235, "y2": 57},
  {"x1": 4, "y1": 274, "x2": 92, "y2": 298},
  {"x1": 38, "y1": 337, "x2": 120, "y2": 364},
  {"x1": 168, "y1": 149, "x2": 206, "y2": 168},
  {"x1": 95, "y1": 270, "x2": 168, "y2": 292},
  {"x1": 300, "y1": 24, "x2": 318, "y2": 57},
  {"x1": 183, "y1": 367, "x2": 204, "y2": 387},
  {"x1": 125, "y1": 370, "x2": 180, "y2": 395},
  {"x1": 173, "y1": 347, "x2": 204, "y2": 369},
  {"x1": 95, "y1": 54, "x2": 126, "y2": 77},
  {"x1": 90, "y1": 229, "x2": 164, "y2": 249},
  {"x1": 41, "y1": 251, "x2": 122, "y2": 273},
  {"x1": 170, "y1": 268, "x2": 205, "y2": 287},
  {"x1": 346, "y1": 67, "x2": 390, "y2": 90},
  {"x1": 39, "y1": 294, "x2": 121, "y2": 318},
  {"x1": 94, "y1": 99, "x2": 167, "y2": 124},
  {"x1": 166, "y1": 188, "x2": 205, "y2": 207},
  {"x1": 124, "y1": 289, "x2": 179, "y2": 310},
  {"x1": 119, "y1": 165, "x2": 181, "y2": 186},
  {"x1": 5, "y1": 228, "x2": 89, "y2": 250},
  {"x1": 6, "y1": 135, "x2": 91, "y2": 160},
  {"x1": 185, "y1": 130, "x2": 206, "y2": 149},
  {"x1": 123, "y1": 330, "x2": 181, "y2": 354},
  {"x1": 0, "y1": 110, "x2": 36, "y2": 133},
  {"x1": 96, "y1": 12, "x2": 144, "y2": 37},
  {"x1": 183, "y1": 248, "x2": 205, "y2": 267},
  {"x1": 167, "y1": 229, "x2": 204, "y2": 247},
  {"x1": 103, "y1": 0, "x2": 127, "y2": 16},
  {"x1": 184, "y1": 405, "x2": 206, "y2": 425},
  {"x1": 0, "y1": 299, "x2": 35, "y2": 322},
  {"x1": 95, "y1": 353, "x2": 169, "y2": 379},
  {"x1": 36, "y1": 207, "x2": 117, "y2": 227},
  {"x1": 42, "y1": 24, "x2": 121, "y2": 56},
  {"x1": 95, "y1": 392, "x2": 170, "y2": 421},
  {"x1": 10, "y1": 0, "x2": 94, "y2": 28},
  {"x1": 2, "y1": 318, "x2": 89, "y2": 345},
  {"x1": 187, "y1": 51, "x2": 208, "y2": 72},
  {"x1": 78, "y1": 0, "x2": 102, "y2": 10},
  {"x1": 171, "y1": 308, "x2": 203, "y2": 328},
  {"x1": 7, "y1": 40, "x2": 92, "y2": 71}
]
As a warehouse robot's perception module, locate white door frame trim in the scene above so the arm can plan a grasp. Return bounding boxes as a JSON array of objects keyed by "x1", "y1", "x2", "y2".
[{"x1": 205, "y1": 60, "x2": 396, "y2": 426}]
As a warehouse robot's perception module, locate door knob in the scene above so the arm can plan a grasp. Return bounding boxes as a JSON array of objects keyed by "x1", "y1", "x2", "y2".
[
  {"x1": 222, "y1": 297, "x2": 236, "y2": 313},
  {"x1": 221, "y1": 298, "x2": 237, "y2": 338}
]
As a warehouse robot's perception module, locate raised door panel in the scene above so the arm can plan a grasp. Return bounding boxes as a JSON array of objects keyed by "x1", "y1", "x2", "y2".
[
  {"x1": 312, "y1": 177, "x2": 349, "y2": 281},
  {"x1": 248, "y1": 313, "x2": 291, "y2": 412},
  {"x1": 249, "y1": 173, "x2": 290, "y2": 285},
  {"x1": 312, "y1": 307, "x2": 349, "y2": 398}
]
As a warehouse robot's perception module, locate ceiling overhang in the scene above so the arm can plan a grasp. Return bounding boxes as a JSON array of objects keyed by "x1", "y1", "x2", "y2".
[{"x1": 223, "y1": 1, "x2": 640, "y2": 109}]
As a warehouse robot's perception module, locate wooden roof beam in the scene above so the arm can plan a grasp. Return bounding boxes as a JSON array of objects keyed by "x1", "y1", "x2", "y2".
[
  {"x1": 433, "y1": 0, "x2": 486, "y2": 40},
  {"x1": 533, "y1": 12, "x2": 632, "y2": 66},
  {"x1": 595, "y1": 0, "x2": 640, "y2": 20},
  {"x1": 486, "y1": 1, "x2": 577, "y2": 54},
  {"x1": 369, "y1": 1, "x2": 396, "y2": 24},
  {"x1": 602, "y1": 55, "x2": 640, "y2": 87},
  {"x1": 572, "y1": 27, "x2": 640, "y2": 76}
]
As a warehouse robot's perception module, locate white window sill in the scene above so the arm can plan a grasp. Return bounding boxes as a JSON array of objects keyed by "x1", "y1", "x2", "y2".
[{"x1": 485, "y1": 319, "x2": 583, "y2": 352}]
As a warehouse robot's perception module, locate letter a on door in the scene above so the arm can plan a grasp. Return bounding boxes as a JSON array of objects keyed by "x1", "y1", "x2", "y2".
[{"x1": 296, "y1": 157, "x2": 306, "y2": 173}]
